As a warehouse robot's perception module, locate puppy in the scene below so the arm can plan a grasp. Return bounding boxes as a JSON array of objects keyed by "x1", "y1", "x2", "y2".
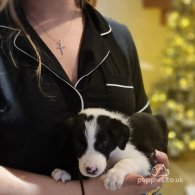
[{"x1": 52, "y1": 108, "x2": 168, "y2": 191}]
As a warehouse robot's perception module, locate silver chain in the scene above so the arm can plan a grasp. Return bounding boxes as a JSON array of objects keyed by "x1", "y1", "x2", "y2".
[{"x1": 27, "y1": 11, "x2": 77, "y2": 55}]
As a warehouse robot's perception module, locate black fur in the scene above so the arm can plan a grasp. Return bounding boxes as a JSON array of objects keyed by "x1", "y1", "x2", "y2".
[
  {"x1": 129, "y1": 112, "x2": 168, "y2": 165},
  {"x1": 56, "y1": 114, "x2": 89, "y2": 179},
  {"x1": 95, "y1": 116, "x2": 130, "y2": 158}
]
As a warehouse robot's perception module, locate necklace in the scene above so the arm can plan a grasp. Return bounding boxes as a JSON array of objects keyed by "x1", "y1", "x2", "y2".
[{"x1": 28, "y1": 11, "x2": 77, "y2": 55}]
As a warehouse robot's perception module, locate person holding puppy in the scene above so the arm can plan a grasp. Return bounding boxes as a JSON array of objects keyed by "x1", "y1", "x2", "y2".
[{"x1": 0, "y1": 0, "x2": 169, "y2": 195}]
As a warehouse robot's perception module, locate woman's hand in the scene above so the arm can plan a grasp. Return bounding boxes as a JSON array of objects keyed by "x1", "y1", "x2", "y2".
[
  {"x1": 86, "y1": 167, "x2": 165, "y2": 195},
  {"x1": 121, "y1": 150, "x2": 169, "y2": 195},
  {"x1": 123, "y1": 167, "x2": 165, "y2": 195},
  {"x1": 86, "y1": 150, "x2": 169, "y2": 195},
  {"x1": 155, "y1": 150, "x2": 169, "y2": 168},
  {"x1": 86, "y1": 175, "x2": 153, "y2": 195}
]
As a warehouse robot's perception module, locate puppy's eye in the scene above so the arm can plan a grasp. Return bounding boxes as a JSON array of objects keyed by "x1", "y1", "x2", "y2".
[
  {"x1": 97, "y1": 140, "x2": 108, "y2": 149},
  {"x1": 74, "y1": 140, "x2": 87, "y2": 156},
  {"x1": 74, "y1": 137, "x2": 87, "y2": 148}
]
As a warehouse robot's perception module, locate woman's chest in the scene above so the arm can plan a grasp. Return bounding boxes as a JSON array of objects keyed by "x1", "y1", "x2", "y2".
[
  {"x1": 0, "y1": 58, "x2": 136, "y2": 126},
  {"x1": 35, "y1": 17, "x2": 84, "y2": 85}
]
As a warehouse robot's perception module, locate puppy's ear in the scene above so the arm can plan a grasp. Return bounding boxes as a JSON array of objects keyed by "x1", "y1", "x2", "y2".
[
  {"x1": 109, "y1": 119, "x2": 130, "y2": 150},
  {"x1": 58, "y1": 114, "x2": 87, "y2": 149},
  {"x1": 65, "y1": 114, "x2": 87, "y2": 129},
  {"x1": 58, "y1": 113, "x2": 86, "y2": 136}
]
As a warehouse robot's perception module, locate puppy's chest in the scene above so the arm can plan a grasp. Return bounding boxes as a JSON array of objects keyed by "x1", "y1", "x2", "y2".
[{"x1": 106, "y1": 145, "x2": 131, "y2": 168}]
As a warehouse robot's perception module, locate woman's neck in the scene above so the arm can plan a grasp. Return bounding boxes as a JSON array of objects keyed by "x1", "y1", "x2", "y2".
[{"x1": 23, "y1": 0, "x2": 80, "y2": 21}]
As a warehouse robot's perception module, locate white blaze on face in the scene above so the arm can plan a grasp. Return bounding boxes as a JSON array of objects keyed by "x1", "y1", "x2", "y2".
[{"x1": 79, "y1": 118, "x2": 107, "y2": 177}]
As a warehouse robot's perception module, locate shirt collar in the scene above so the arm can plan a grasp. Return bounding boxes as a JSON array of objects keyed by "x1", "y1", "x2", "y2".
[{"x1": 0, "y1": 3, "x2": 112, "y2": 86}]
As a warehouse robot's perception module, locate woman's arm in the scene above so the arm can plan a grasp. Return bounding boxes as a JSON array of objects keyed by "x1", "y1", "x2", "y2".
[
  {"x1": 0, "y1": 166, "x2": 164, "y2": 195},
  {"x1": 0, "y1": 166, "x2": 82, "y2": 195}
]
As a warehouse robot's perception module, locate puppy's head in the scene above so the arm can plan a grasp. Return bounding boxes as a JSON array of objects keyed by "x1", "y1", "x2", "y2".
[{"x1": 67, "y1": 109, "x2": 130, "y2": 177}]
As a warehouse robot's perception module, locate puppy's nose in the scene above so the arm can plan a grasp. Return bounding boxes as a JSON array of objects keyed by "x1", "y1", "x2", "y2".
[{"x1": 86, "y1": 166, "x2": 98, "y2": 175}]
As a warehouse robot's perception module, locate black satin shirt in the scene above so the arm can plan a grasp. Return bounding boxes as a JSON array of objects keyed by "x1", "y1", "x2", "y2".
[{"x1": 0, "y1": 4, "x2": 151, "y2": 176}]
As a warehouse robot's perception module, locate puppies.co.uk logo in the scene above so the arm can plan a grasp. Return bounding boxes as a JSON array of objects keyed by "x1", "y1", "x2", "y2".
[
  {"x1": 151, "y1": 164, "x2": 170, "y2": 178},
  {"x1": 137, "y1": 164, "x2": 184, "y2": 185}
]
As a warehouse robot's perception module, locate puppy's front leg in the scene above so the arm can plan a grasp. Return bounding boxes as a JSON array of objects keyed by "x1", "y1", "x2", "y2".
[
  {"x1": 51, "y1": 168, "x2": 72, "y2": 183},
  {"x1": 104, "y1": 159, "x2": 150, "y2": 191}
]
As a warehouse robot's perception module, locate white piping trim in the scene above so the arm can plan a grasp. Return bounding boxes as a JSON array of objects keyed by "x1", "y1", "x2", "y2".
[
  {"x1": 106, "y1": 84, "x2": 134, "y2": 89},
  {"x1": 100, "y1": 25, "x2": 112, "y2": 36},
  {"x1": 74, "y1": 51, "x2": 110, "y2": 88},
  {"x1": 136, "y1": 101, "x2": 150, "y2": 113},
  {"x1": 13, "y1": 30, "x2": 85, "y2": 110},
  {"x1": 0, "y1": 25, "x2": 20, "y2": 31}
]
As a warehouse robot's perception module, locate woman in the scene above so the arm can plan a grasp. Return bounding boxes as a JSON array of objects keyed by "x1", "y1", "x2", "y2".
[{"x1": 0, "y1": 0, "x2": 169, "y2": 194}]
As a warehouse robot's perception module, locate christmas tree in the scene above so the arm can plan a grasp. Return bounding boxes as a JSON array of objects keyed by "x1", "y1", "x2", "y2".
[{"x1": 150, "y1": 0, "x2": 195, "y2": 157}]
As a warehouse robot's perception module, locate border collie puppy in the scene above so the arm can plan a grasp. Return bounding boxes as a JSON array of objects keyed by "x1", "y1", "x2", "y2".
[{"x1": 52, "y1": 108, "x2": 168, "y2": 191}]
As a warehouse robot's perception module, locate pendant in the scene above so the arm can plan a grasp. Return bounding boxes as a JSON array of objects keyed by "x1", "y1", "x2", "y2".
[{"x1": 56, "y1": 40, "x2": 65, "y2": 55}]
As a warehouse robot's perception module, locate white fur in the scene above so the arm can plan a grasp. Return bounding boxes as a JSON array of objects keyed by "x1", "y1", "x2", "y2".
[
  {"x1": 80, "y1": 108, "x2": 130, "y2": 127},
  {"x1": 79, "y1": 118, "x2": 107, "y2": 177},
  {"x1": 108, "y1": 144, "x2": 151, "y2": 175},
  {"x1": 105, "y1": 143, "x2": 151, "y2": 190},
  {"x1": 51, "y1": 168, "x2": 71, "y2": 183}
]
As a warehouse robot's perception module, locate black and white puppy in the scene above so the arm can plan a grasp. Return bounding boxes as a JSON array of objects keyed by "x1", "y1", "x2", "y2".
[{"x1": 52, "y1": 108, "x2": 168, "y2": 191}]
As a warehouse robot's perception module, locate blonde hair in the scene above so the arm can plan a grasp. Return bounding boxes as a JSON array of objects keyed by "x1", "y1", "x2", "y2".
[
  {"x1": 0, "y1": 0, "x2": 88, "y2": 84},
  {"x1": 0, "y1": 0, "x2": 42, "y2": 83}
]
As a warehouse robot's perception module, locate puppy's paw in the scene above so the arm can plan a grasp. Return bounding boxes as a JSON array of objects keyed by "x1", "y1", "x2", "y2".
[
  {"x1": 51, "y1": 168, "x2": 71, "y2": 183},
  {"x1": 104, "y1": 169, "x2": 125, "y2": 191}
]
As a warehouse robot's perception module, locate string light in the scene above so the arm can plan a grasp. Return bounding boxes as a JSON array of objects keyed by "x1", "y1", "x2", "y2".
[{"x1": 150, "y1": 0, "x2": 195, "y2": 157}]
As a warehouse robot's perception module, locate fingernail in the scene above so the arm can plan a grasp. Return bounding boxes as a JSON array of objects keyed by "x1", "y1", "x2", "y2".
[{"x1": 155, "y1": 149, "x2": 160, "y2": 153}]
